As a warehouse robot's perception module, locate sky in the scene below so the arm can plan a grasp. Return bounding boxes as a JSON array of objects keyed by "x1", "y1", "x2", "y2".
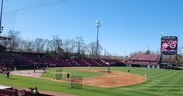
[{"x1": 1, "y1": 0, "x2": 183, "y2": 56}]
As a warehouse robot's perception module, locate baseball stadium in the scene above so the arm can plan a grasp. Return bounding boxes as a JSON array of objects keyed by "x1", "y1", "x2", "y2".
[{"x1": 0, "y1": 0, "x2": 183, "y2": 96}]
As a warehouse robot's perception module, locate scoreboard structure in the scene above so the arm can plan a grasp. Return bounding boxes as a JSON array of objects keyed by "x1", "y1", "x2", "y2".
[{"x1": 161, "y1": 36, "x2": 178, "y2": 55}]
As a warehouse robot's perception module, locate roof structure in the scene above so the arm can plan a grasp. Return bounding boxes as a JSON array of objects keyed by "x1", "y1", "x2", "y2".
[
  {"x1": 130, "y1": 54, "x2": 160, "y2": 61},
  {"x1": 0, "y1": 36, "x2": 12, "y2": 40}
]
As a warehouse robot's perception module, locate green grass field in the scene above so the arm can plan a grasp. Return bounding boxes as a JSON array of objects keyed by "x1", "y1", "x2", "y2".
[
  {"x1": 0, "y1": 67, "x2": 183, "y2": 96},
  {"x1": 42, "y1": 68, "x2": 107, "y2": 79}
]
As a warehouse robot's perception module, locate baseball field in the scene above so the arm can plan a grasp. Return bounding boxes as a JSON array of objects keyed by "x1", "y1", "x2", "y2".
[{"x1": 0, "y1": 67, "x2": 183, "y2": 96}]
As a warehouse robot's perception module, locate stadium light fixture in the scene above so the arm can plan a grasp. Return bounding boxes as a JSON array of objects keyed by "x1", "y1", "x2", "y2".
[
  {"x1": 0, "y1": 0, "x2": 3, "y2": 35},
  {"x1": 96, "y1": 20, "x2": 101, "y2": 59}
]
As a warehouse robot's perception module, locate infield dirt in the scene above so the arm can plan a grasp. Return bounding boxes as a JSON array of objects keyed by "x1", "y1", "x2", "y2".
[{"x1": 65, "y1": 68, "x2": 146, "y2": 87}]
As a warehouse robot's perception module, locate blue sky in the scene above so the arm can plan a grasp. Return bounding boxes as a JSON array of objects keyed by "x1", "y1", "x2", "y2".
[{"x1": 1, "y1": 0, "x2": 183, "y2": 56}]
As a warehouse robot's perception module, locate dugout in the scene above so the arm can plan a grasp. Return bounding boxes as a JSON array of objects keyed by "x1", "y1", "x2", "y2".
[{"x1": 109, "y1": 62, "x2": 126, "y2": 66}]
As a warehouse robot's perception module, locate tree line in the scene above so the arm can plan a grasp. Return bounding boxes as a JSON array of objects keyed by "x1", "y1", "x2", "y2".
[{"x1": 0, "y1": 30, "x2": 113, "y2": 58}]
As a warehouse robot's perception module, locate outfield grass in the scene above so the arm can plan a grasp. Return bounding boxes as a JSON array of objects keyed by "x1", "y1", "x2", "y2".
[
  {"x1": 0, "y1": 67, "x2": 183, "y2": 96},
  {"x1": 42, "y1": 68, "x2": 107, "y2": 79}
]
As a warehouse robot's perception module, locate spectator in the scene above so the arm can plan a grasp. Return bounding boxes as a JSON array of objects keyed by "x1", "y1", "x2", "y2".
[
  {"x1": 128, "y1": 69, "x2": 130, "y2": 72},
  {"x1": 67, "y1": 73, "x2": 70, "y2": 79},
  {"x1": 145, "y1": 72, "x2": 147, "y2": 79},
  {"x1": 6, "y1": 71, "x2": 10, "y2": 78},
  {"x1": 33, "y1": 87, "x2": 39, "y2": 96},
  {"x1": 34, "y1": 66, "x2": 36, "y2": 73},
  {"x1": 168, "y1": 69, "x2": 170, "y2": 72},
  {"x1": 108, "y1": 67, "x2": 111, "y2": 73},
  {"x1": 14, "y1": 66, "x2": 17, "y2": 71},
  {"x1": 42, "y1": 68, "x2": 46, "y2": 73}
]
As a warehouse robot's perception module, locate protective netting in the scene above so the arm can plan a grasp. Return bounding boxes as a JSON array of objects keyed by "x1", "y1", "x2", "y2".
[{"x1": 70, "y1": 75, "x2": 83, "y2": 89}]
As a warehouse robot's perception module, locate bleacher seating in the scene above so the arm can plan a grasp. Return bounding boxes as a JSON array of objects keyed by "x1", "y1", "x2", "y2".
[
  {"x1": 95, "y1": 59, "x2": 108, "y2": 66},
  {"x1": 72, "y1": 58, "x2": 89, "y2": 66},
  {"x1": 84, "y1": 59, "x2": 99, "y2": 66},
  {"x1": 128, "y1": 54, "x2": 159, "y2": 65},
  {"x1": 0, "y1": 56, "x2": 110, "y2": 68}
]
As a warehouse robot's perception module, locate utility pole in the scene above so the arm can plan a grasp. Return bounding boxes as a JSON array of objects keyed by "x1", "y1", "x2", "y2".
[
  {"x1": 0, "y1": 0, "x2": 3, "y2": 35},
  {"x1": 96, "y1": 20, "x2": 101, "y2": 59}
]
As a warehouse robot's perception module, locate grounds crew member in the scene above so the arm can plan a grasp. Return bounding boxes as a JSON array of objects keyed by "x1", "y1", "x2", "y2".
[
  {"x1": 6, "y1": 71, "x2": 10, "y2": 78},
  {"x1": 67, "y1": 72, "x2": 70, "y2": 79}
]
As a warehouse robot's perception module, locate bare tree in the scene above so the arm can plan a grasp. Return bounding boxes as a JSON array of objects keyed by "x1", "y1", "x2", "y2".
[
  {"x1": 63, "y1": 39, "x2": 76, "y2": 53},
  {"x1": 70, "y1": 39, "x2": 76, "y2": 53},
  {"x1": 18, "y1": 40, "x2": 26, "y2": 51},
  {"x1": 87, "y1": 42, "x2": 96, "y2": 58},
  {"x1": 24, "y1": 40, "x2": 34, "y2": 52},
  {"x1": 47, "y1": 36, "x2": 63, "y2": 57},
  {"x1": 48, "y1": 36, "x2": 62, "y2": 51},
  {"x1": 63, "y1": 39, "x2": 70, "y2": 53},
  {"x1": 0, "y1": 39, "x2": 9, "y2": 49},
  {"x1": 7, "y1": 30, "x2": 21, "y2": 51},
  {"x1": 34, "y1": 38, "x2": 46, "y2": 52},
  {"x1": 97, "y1": 44, "x2": 103, "y2": 57},
  {"x1": 75, "y1": 36, "x2": 85, "y2": 54}
]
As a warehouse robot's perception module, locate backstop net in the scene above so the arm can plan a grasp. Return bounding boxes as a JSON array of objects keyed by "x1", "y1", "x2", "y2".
[
  {"x1": 70, "y1": 75, "x2": 83, "y2": 89},
  {"x1": 55, "y1": 68, "x2": 63, "y2": 80}
]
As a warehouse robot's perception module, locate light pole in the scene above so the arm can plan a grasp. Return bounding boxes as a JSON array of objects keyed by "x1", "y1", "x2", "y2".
[
  {"x1": 96, "y1": 20, "x2": 101, "y2": 59},
  {"x1": 0, "y1": 0, "x2": 3, "y2": 35}
]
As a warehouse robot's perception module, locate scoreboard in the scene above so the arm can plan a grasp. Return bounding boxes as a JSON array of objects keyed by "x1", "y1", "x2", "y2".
[{"x1": 161, "y1": 36, "x2": 178, "y2": 55}]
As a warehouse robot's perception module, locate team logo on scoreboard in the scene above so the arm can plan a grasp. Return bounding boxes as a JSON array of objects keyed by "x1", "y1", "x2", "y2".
[
  {"x1": 170, "y1": 42, "x2": 177, "y2": 49},
  {"x1": 162, "y1": 43, "x2": 168, "y2": 48}
]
